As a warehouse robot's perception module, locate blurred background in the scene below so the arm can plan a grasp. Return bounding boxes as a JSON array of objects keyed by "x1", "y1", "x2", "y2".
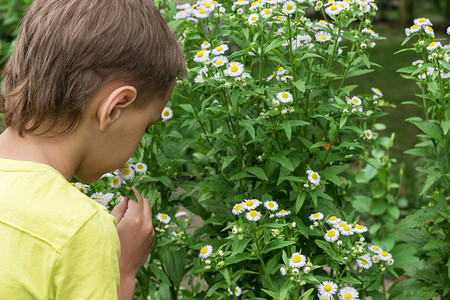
[{"x1": 0, "y1": 0, "x2": 449, "y2": 208}]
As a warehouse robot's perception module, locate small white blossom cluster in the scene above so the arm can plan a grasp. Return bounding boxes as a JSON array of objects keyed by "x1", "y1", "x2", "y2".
[
  {"x1": 231, "y1": 199, "x2": 291, "y2": 221},
  {"x1": 198, "y1": 245, "x2": 226, "y2": 270},
  {"x1": 72, "y1": 181, "x2": 89, "y2": 194},
  {"x1": 105, "y1": 160, "x2": 148, "y2": 190}
]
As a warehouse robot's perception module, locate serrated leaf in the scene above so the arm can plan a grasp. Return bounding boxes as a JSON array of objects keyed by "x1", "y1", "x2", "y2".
[
  {"x1": 244, "y1": 166, "x2": 268, "y2": 180},
  {"x1": 270, "y1": 155, "x2": 294, "y2": 171},
  {"x1": 423, "y1": 239, "x2": 448, "y2": 250},
  {"x1": 321, "y1": 170, "x2": 341, "y2": 186},
  {"x1": 293, "y1": 80, "x2": 306, "y2": 93},
  {"x1": 420, "y1": 171, "x2": 442, "y2": 195}
]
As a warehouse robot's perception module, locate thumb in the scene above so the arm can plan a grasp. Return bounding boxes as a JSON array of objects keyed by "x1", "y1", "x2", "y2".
[{"x1": 110, "y1": 196, "x2": 129, "y2": 223}]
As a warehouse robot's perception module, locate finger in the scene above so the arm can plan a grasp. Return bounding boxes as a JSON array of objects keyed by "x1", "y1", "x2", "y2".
[
  {"x1": 110, "y1": 196, "x2": 129, "y2": 223},
  {"x1": 132, "y1": 186, "x2": 144, "y2": 210},
  {"x1": 142, "y1": 197, "x2": 153, "y2": 222}
]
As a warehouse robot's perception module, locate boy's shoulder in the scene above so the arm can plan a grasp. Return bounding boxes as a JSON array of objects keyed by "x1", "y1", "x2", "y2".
[{"x1": 0, "y1": 158, "x2": 116, "y2": 253}]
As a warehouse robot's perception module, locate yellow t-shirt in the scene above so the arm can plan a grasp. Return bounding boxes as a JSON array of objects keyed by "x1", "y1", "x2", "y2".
[{"x1": 0, "y1": 158, "x2": 120, "y2": 299}]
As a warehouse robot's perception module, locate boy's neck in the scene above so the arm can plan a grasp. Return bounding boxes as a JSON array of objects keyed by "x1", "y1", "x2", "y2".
[{"x1": 0, "y1": 127, "x2": 83, "y2": 182}]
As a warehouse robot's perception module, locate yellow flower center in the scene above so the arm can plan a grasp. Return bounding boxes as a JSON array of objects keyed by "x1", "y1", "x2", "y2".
[
  {"x1": 205, "y1": 3, "x2": 211, "y2": 8},
  {"x1": 199, "y1": 9, "x2": 206, "y2": 14},
  {"x1": 123, "y1": 169, "x2": 131, "y2": 175},
  {"x1": 330, "y1": 4, "x2": 337, "y2": 10},
  {"x1": 427, "y1": 27, "x2": 433, "y2": 32},
  {"x1": 251, "y1": 16, "x2": 257, "y2": 21},
  {"x1": 200, "y1": 247, "x2": 208, "y2": 254},
  {"x1": 161, "y1": 214, "x2": 167, "y2": 220},
  {"x1": 344, "y1": 293, "x2": 353, "y2": 300},
  {"x1": 327, "y1": 230, "x2": 335, "y2": 237},
  {"x1": 343, "y1": 225, "x2": 351, "y2": 231},
  {"x1": 356, "y1": 225, "x2": 364, "y2": 229},
  {"x1": 234, "y1": 204, "x2": 242, "y2": 211},
  {"x1": 78, "y1": 187, "x2": 85, "y2": 192},
  {"x1": 292, "y1": 255, "x2": 302, "y2": 263},
  {"x1": 249, "y1": 210, "x2": 258, "y2": 217},
  {"x1": 361, "y1": 260, "x2": 367, "y2": 265},
  {"x1": 286, "y1": 4, "x2": 293, "y2": 10},
  {"x1": 216, "y1": 46, "x2": 223, "y2": 51},
  {"x1": 429, "y1": 41, "x2": 436, "y2": 47},
  {"x1": 203, "y1": 41, "x2": 210, "y2": 46},
  {"x1": 246, "y1": 200, "x2": 254, "y2": 207},
  {"x1": 338, "y1": 222, "x2": 346, "y2": 227},
  {"x1": 320, "y1": 36, "x2": 327, "y2": 41},
  {"x1": 230, "y1": 65, "x2": 239, "y2": 72},
  {"x1": 434, "y1": 293, "x2": 439, "y2": 298},
  {"x1": 313, "y1": 213, "x2": 320, "y2": 218},
  {"x1": 412, "y1": 25, "x2": 418, "y2": 29},
  {"x1": 216, "y1": 60, "x2": 223, "y2": 65},
  {"x1": 112, "y1": 178, "x2": 119, "y2": 185},
  {"x1": 328, "y1": 0, "x2": 333, "y2": 3},
  {"x1": 381, "y1": 251, "x2": 388, "y2": 257},
  {"x1": 137, "y1": 164, "x2": 144, "y2": 169},
  {"x1": 268, "y1": 202, "x2": 275, "y2": 208},
  {"x1": 278, "y1": 67, "x2": 284, "y2": 72},
  {"x1": 197, "y1": 51, "x2": 204, "y2": 57},
  {"x1": 163, "y1": 110, "x2": 171, "y2": 117},
  {"x1": 330, "y1": 216, "x2": 337, "y2": 221},
  {"x1": 311, "y1": 173, "x2": 318, "y2": 180},
  {"x1": 281, "y1": 92, "x2": 289, "y2": 99},
  {"x1": 374, "y1": 257, "x2": 379, "y2": 262},
  {"x1": 279, "y1": 210, "x2": 287, "y2": 214},
  {"x1": 324, "y1": 284, "x2": 332, "y2": 292},
  {"x1": 264, "y1": 8, "x2": 270, "y2": 14},
  {"x1": 419, "y1": 18, "x2": 425, "y2": 23},
  {"x1": 234, "y1": 288, "x2": 239, "y2": 294}
]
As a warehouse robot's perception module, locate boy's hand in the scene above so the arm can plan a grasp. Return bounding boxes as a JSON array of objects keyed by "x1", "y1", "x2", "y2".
[{"x1": 111, "y1": 187, "x2": 155, "y2": 278}]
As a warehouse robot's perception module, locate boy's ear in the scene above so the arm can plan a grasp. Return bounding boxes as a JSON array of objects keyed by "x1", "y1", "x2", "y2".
[{"x1": 98, "y1": 85, "x2": 137, "y2": 132}]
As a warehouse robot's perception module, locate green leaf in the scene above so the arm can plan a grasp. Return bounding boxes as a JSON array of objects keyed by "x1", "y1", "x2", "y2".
[
  {"x1": 295, "y1": 192, "x2": 306, "y2": 214},
  {"x1": 388, "y1": 205, "x2": 400, "y2": 219},
  {"x1": 293, "y1": 80, "x2": 306, "y2": 93},
  {"x1": 231, "y1": 236, "x2": 252, "y2": 255},
  {"x1": 441, "y1": 120, "x2": 450, "y2": 135},
  {"x1": 222, "y1": 155, "x2": 236, "y2": 171},
  {"x1": 240, "y1": 119, "x2": 256, "y2": 139},
  {"x1": 407, "y1": 119, "x2": 443, "y2": 142},
  {"x1": 219, "y1": 268, "x2": 231, "y2": 285},
  {"x1": 161, "y1": 248, "x2": 186, "y2": 287},
  {"x1": 341, "y1": 276, "x2": 361, "y2": 284},
  {"x1": 244, "y1": 166, "x2": 268, "y2": 180},
  {"x1": 299, "y1": 288, "x2": 315, "y2": 299},
  {"x1": 178, "y1": 103, "x2": 195, "y2": 114},
  {"x1": 281, "y1": 120, "x2": 292, "y2": 141},
  {"x1": 420, "y1": 171, "x2": 442, "y2": 195},
  {"x1": 340, "y1": 115, "x2": 348, "y2": 128},
  {"x1": 270, "y1": 155, "x2": 294, "y2": 172},
  {"x1": 265, "y1": 37, "x2": 286, "y2": 52},
  {"x1": 320, "y1": 170, "x2": 341, "y2": 186},
  {"x1": 263, "y1": 240, "x2": 296, "y2": 253},
  {"x1": 423, "y1": 239, "x2": 448, "y2": 251}
]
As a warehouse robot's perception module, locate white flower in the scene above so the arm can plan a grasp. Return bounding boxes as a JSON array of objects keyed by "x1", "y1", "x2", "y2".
[
  {"x1": 388, "y1": 258, "x2": 394, "y2": 266},
  {"x1": 276, "y1": 91, "x2": 294, "y2": 103},
  {"x1": 194, "y1": 74, "x2": 205, "y2": 83},
  {"x1": 134, "y1": 162, "x2": 147, "y2": 173},
  {"x1": 201, "y1": 41, "x2": 211, "y2": 49},
  {"x1": 364, "y1": 129, "x2": 373, "y2": 140},
  {"x1": 175, "y1": 210, "x2": 187, "y2": 218},
  {"x1": 234, "y1": 0, "x2": 249, "y2": 5},
  {"x1": 111, "y1": 176, "x2": 123, "y2": 189},
  {"x1": 246, "y1": 210, "x2": 262, "y2": 221},
  {"x1": 248, "y1": 13, "x2": 259, "y2": 25},
  {"x1": 242, "y1": 199, "x2": 261, "y2": 210},
  {"x1": 224, "y1": 62, "x2": 244, "y2": 77},
  {"x1": 74, "y1": 182, "x2": 89, "y2": 194},
  {"x1": 350, "y1": 96, "x2": 362, "y2": 106},
  {"x1": 325, "y1": 4, "x2": 342, "y2": 16},
  {"x1": 174, "y1": 11, "x2": 188, "y2": 19},
  {"x1": 372, "y1": 255, "x2": 380, "y2": 263},
  {"x1": 371, "y1": 87, "x2": 383, "y2": 97},
  {"x1": 161, "y1": 107, "x2": 173, "y2": 120},
  {"x1": 338, "y1": 286, "x2": 359, "y2": 300},
  {"x1": 291, "y1": 268, "x2": 299, "y2": 275},
  {"x1": 91, "y1": 192, "x2": 114, "y2": 206},
  {"x1": 304, "y1": 266, "x2": 311, "y2": 274},
  {"x1": 318, "y1": 280, "x2": 338, "y2": 297},
  {"x1": 212, "y1": 56, "x2": 228, "y2": 67},
  {"x1": 212, "y1": 44, "x2": 229, "y2": 55},
  {"x1": 156, "y1": 213, "x2": 171, "y2": 224},
  {"x1": 309, "y1": 212, "x2": 324, "y2": 221},
  {"x1": 193, "y1": 50, "x2": 210, "y2": 62},
  {"x1": 316, "y1": 31, "x2": 331, "y2": 42},
  {"x1": 194, "y1": 8, "x2": 210, "y2": 18},
  {"x1": 339, "y1": 224, "x2": 354, "y2": 236},
  {"x1": 362, "y1": 28, "x2": 378, "y2": 37},
  {"x1": 353, "y1": 224, "x2": 368, "y2": 233},
  {"x1": 424, "y1": 26, "x2": 435, "y2": 36},
  {"x1": 289, "y1": 252, "x2": 306, "y2": 268},
  {"x1": 414, "y1": 17, "x2": 432, "y2": 27},
  {"x1": 282, "y1": 1, "x2": 297, "y2": 14},
  {"x1": 232, "y1": 203, "x2": 245, "y2": 215},
  {"x1": 368, "y1": 244, "x2": 383, "y2": 254},
  {"x1": 237, "y1": 7, "x2": 244, "y2": 14},
  {"x1": 324, "y1": 229, "x2": 339, "y2": 242},
  {"x1": 228, "y1": 286, "x2": 242, "y2": 297},
  {"x1": 260, "y1": 8, "x2": 272, "y2": 19},
  {"x1": 426, "y1": 41, "x2": 441, "y2": 51},
  {"x1": 307, "y1": 170, "x2": 320, "y2": 185},
  {"x1": 379, "y1": 251, "x2": 392, "y2": 261},
  {"x1": 280, "y1": 267, "x2": 287, "y2": 275},
  {"x1": 432, "y1": 292, "x2": 441, "y2": 300},
  {"x1": 199, "y1": 245, "x2": 213, "y2": 258},
  {"x1": 326, "y1": 216, "x2": 341, "y2": 225},
  {"x1": 264, "y1": 200, "x2": 279, "y2": 211},
  {"x1": 357, "y1": 254, "x2": 372, "y2": 269},
  {"x1": 409, "y1": 24, "x2": 421, "y2": 34},
  {"x1": 275, "y1": 210, "x2": 291, "y2": 217}
]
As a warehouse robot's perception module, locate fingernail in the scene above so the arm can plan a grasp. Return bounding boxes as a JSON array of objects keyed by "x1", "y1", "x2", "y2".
[{"x1": 119, "y1": 196, "x2": 124, "y2": 202}]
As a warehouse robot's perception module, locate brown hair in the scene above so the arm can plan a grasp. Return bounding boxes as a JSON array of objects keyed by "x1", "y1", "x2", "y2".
[{"x1": 0, "y1": 0, "x2": 187, "y2": 136}]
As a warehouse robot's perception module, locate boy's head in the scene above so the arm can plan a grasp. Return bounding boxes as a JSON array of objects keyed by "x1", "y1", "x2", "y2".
[{"x1": 0, "y1": 0, "x2": 187, "y2": 136}]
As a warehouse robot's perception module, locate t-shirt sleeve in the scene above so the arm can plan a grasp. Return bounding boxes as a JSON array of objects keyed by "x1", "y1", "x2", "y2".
[{"x1": 50, "y1": 211, "x2": 120, "y2": 300}]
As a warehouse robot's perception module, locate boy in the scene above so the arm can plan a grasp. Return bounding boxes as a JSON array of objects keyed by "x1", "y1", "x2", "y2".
[{"x1": 0, "y1": 0, "x2": 186, "y2": 299}]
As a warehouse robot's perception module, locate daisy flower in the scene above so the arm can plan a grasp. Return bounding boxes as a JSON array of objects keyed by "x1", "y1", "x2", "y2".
[
  {"x1": 356, "y1": 0, "x2": 373, "y2": 5},
  {"x1": 371, "y1": 87, "x2": 383, "y2": 97},
  {"x1": 228, "y1": 286, "x2": 242, "y2": 297},
  {"x1": 74, "y1": 182, "x2": 89, "y2": 194},
  {"x1": 359, "y1": 4, "x2": 370, "y2": 13},
  {"x1": 372, "y1": 255, "x2": 380, "y2": 263},
  {"x1": 161, "y1": 107, "x2": 173, "y2": 120},
  {"x1": 212, "y1": 56, "x2": 228, "y2": 67},
  {"x1": 448, "y1": 26, "x2": 450, "y2": 35},
  {"x1": 317, "y1": 295, "x2": 333, "y2": 300},
  {"x1": 194, "y1": 74, "x2": 205, "y2": 83},
  {"x1": 362, "y1": 28, "x2": 379, "y2": 37},
  {"x1": 339, "y1": 224, "x2": 354, "y2": 236},
  {"x1": 280, "y1": 267, "x2": 287, "y2": 275},
  {"x1": 246, "y1": 210, "x2": 262, "y2": 221},
  {"x1": 134, "y1": 162, "x2": 147, "y2": 173},
  {"x1": 409, "y1": 24, "x2": 420, "y2": 33},
  {"x1": 248, "y1": 13, "x2": 259, "y2": 25},
  {"x1": 326, "y1": 216, "x2": 341, "y2": 225},
  {"x1": 379, "y1": 251, "x2": 392, "y2": 261},
  {"x1": 201, "y1": 41, "x2": 211, "y2": 49},
  {"x1": 282, "y1": 1, "x2": 297, "y2": 14},
  {"x1": 368, "y1": 244, "x2": 383, "y2": 254},
  {"x1": 242, "y1": 199, "x2": 261, "y2": 210},
  {"x1": 277, "y1": 66, "x2": 287, "y2": 76},
  {"x1": 276, "y1": 91, "x2": 294, "y2": 103},
  {"x1": 212, "y1": 44, "x2": 229, "y2": 55},
  {"x1": 120, "y1": 166, "x2": 135, "y2": 180},
  {"x1": 291, "y1": 268, "x2": 299, "y2": 275},
  {"x1": 194, "y1": 50, "x2": 210, "y2": 63},
  {"x1": 351, "y1": 96, "x2": 362, "y2": 106},
  {"x1": 174, "y1": 11, "x2": 187, "y2": 19},
  {"x1": 156, "y1": 213, "x2": 171, "y2": 224},
  {"x1": 338, "y1": 286, "x2": 359, "y2": 300},
  {"x1": 424, "y1": 26, "x2": 435, "y2": 36},
  {"x1": 335, "y1": 221, "x2": 348, "y2": 229},
  {"x1": 414, "y1": 17, "x2": 432, "y2": 27},
  {"x1": 426, "y1": 41, "x2": 441, "y2": 51},
  {"x1": 357, "y1": 254, "x2": 372, "y2": 269},
  {"x1": 234, "y1": 0, "x2": 249, "y2": 5},
  {"x1": 324, "y1": 229, "x2": 339, "y2": 242},
  {"x1": 91, "y1": 192, "x2": 114, "y2": 206},
  {"x1": 175, "y1": 210, "x2": 187, "y2": 218},
  {"x1": 264, "y1": 200, "x2": 279, "y2": 211},
  {"x1": 111, "y1": 176, "x2": 123, "y2": 189},
  {"x1": 289, "y1": 252, "x2": 306, "y2": 268},
  {"x1": 199, "y1": 245, "x2": 213, "y2": 258},
  {"x1": 432, "y1": 292, "x2": 441, "y2": 300},
  {"x1": 309, "y1": 212, "x2": 324, "y2": 221},
  {"x1": 307, "y1": 170, "x2": 320, "y2": 185},
  {"x1": 388, "y1": 258, "x2": 394, "y2": 266},
  {"x1": 325, "y1": 4, "x2": 342, "y2": 16},
  {"x1": 318, "y1": 280, "x2": 338, "y2": 297},
  {"x1": 412, "y1": 59, "x2": 423, "y2": 66},
  {"x1": 232, "y1": 203, "x2": 245, "y2": 215},
  {"x1": 275, "y1": 210, "x2": 291, "y2": 217},
  {"x1": 260, "y1": 8, "x2": 272, "y2": 19},
  {"x1": 224, "y1": 62, "x2": 244, "y2": 77},
  {"x1": 364, "y1": 129, "x2": 373, "y2": 140},
  {"x1": 316, "y1": 31, "x2": 332, "y2": 42},
  {"x1": 353, "y1": 224, "x2": 368, "y2": 233},
  {"x1": 194, "y1": 8, "x2": 210, "y2": 18}
]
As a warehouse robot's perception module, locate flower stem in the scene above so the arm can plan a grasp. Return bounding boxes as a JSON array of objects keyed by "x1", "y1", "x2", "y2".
[{"x1": 254, "y1": 233, "x2": 275, "y2": 291}]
